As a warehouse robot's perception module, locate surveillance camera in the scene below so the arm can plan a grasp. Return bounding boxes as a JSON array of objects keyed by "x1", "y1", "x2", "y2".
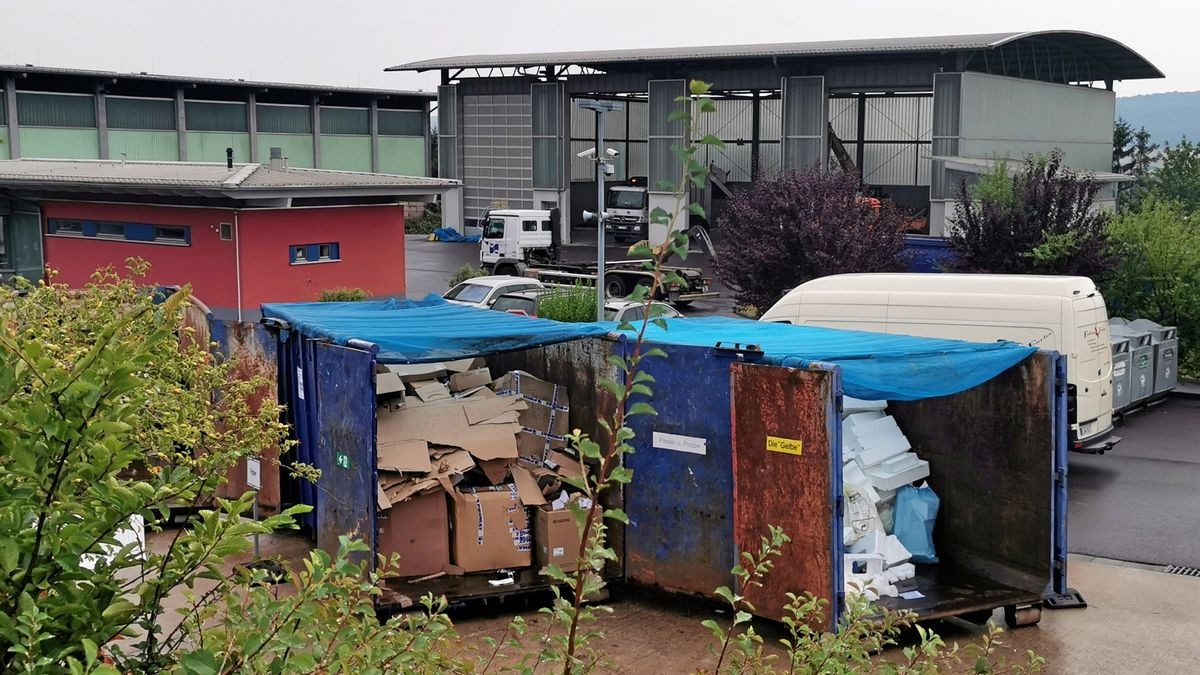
[
  {"x1": 605, "y1": 148, "x2": 620, "y2": 158},
  {"x1": 602, "y1": 163, "x2": 615, "y2": 176},
  {"x1": 577, "y1": 147, "x2": 597, "y2": 159}
]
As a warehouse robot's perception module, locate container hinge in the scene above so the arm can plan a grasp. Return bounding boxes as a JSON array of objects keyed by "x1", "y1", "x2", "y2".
[
  {"x1": 835, "y1": 495, "x2": 844, "y2": 518},
  {"x1": 1054, "y1": 468, "x2": 1067, "y2": 483}
]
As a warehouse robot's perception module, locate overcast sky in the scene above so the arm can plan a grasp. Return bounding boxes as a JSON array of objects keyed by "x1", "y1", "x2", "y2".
[{"x1": 0, "y1": 0, "x2": 1188, "y2": 97}]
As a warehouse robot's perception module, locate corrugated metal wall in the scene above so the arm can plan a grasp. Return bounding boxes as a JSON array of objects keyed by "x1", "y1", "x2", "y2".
[
  {"x1": 187, "y1": 132, "x2": 250, "y2": 163},
  {"x1": 257, "y1": 134, "x2": 314, "y2": 167},
  {"x1": 109, "y1": 130, "x2": 179, "y2": 161},
  {"x1": 320, "y1": 136, "x2": 372, "y2": 172},
  {"x1": 461, "y1": 93, "x2": 533, "y2": 220},
  {"x1": 185, "y1": 101, "x2": 247, "y2": 132},
  {"x1": 257, "y1": 104, "x2": 311, "y2": 134},
  {"x1": 17, "y1": 92, "x2": 95, "y2": 128},
  {"x1": 107, "y1": 97, "x2": 175, "y2": 130}
]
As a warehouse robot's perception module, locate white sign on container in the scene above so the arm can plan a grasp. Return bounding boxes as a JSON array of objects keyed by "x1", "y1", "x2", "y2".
[
  {"x1": 247, "y1": 457, "x2": 262, "y2": 491},
  {"x1": 652, "y1": 431, "x2": 707, "y2": 455},
  {"x1": 297, "y1": 367, "x2": 305, "y2": 399}
]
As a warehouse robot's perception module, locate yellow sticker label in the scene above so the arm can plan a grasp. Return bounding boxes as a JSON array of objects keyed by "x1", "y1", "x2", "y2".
[{"x1": 766, "y1": 435, "x2": 803, "y2": 456}]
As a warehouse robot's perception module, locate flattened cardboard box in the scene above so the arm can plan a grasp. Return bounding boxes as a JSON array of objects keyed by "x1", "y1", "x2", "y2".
[
  {"x1": 450, "y1": 485, "x2": 532, "y2": 573},
  {"x1": 450, "y1": 367, "x2": 493, "y2": 393},
  {"x1": 377, "y1": 490, "x2": 450, "y2": 578},
  {"x1": 534, "y1": 506, "x2": 581, "y2": 573},
  {"x1": 492, "y1": 371, "x2": 570, "y2": 463}
]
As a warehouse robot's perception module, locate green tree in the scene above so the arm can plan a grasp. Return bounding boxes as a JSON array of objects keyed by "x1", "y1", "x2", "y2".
[
  {"x1": 1147, "y1": 138, "x2": 1200, "y2": 214},
  {"x1": 1113, "y1": 118, "x2": 1134, "y2": 173},
  {"x1": 1105, "y1": 199, "x2": 1200, "y2": 377}
]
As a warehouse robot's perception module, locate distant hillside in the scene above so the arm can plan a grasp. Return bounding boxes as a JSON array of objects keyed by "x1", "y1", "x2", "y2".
[{"x1": 1116, "y1": 91, "x2": 1200, "y2": 146}]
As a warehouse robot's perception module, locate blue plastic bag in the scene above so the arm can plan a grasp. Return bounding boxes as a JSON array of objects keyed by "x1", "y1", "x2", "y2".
[{"x1": 893, "y1": 483, "x2": 940, "y2": 564}]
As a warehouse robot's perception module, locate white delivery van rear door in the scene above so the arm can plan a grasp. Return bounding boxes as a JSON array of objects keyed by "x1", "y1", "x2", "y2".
[{"x1": 1070, "y1": 295, "x2": 1114, "y2": 442}]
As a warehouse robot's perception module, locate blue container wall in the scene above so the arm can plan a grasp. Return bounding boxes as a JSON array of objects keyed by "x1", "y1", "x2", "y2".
[
  {"x1": 904, "y1": 235, "x2": 957, "y2": 273},
  {"x1": 624, "y1": 344, "x2": 743, "y2": 596}
]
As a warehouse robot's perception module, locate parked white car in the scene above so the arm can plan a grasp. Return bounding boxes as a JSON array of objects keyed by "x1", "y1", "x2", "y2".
[
  {"x1": 604, "y1": 300, "x2": 683, "y2": 322},
  {"x1": 443, "y1": 275, "x2": 545, "y2": 308}
]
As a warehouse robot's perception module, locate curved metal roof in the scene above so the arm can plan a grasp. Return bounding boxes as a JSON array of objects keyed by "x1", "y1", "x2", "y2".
[{"x1": 389, "y1": 30, "x2": 1162, "y2": 81}]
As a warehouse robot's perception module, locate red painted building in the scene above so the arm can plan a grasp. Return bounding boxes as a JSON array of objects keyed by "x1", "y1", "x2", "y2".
[{"x1": 0, "y1": 158, "x2": 459, "y2": 319}]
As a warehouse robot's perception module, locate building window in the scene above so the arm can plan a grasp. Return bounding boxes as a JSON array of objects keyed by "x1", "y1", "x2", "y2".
[
  {"x1": 154, "y1": 226, "x2": 188, "y2": 244},
  {"x1": 46, "y1": 218, "x2": 191, "y2": 245},
  {"x1": 220, "y1": 222, "x2": 233, "y2": 241},
  {"x1": 290, "y1": 242, "x2": 340, "y2": 265},
  {"x1": 47, "y1": 219, "x2": 84, "y2": 236},
  {"x1": 95, "y1": 222, "x2": 125, "y2": 239}
]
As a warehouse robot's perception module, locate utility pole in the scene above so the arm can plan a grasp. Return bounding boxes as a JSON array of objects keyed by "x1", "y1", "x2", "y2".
[{"x1": 578, "y1": 99, "x2": 622, "y2": 321}]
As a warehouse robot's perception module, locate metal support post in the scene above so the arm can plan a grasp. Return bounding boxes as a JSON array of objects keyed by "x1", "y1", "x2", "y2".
[{"x1": 595, "y1": 108, "x2": 606, "y2": 321}]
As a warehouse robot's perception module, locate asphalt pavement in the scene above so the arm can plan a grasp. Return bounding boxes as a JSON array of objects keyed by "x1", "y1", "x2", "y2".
[{"x1": 1068, "y1": 396, "x2": 1200, "y2": 567}]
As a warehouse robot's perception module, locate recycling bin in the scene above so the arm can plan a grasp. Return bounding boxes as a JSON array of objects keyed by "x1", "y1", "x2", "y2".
[
  {"x1": 1111, "y1": 324, "x2": 1155, "y2": 405},
  {"x1": 1128, "y1": 319, "x2": 1179, "y2": 395},
  {"x1": 1110, "y1": 333, "x2": 1131, "y2": 412}
]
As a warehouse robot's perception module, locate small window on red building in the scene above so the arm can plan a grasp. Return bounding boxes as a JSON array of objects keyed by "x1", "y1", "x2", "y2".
[
  {"x1": 290, "y1": 242, "x2": 339, "y2": 264},
  {"x1": 219, "y1": 222, "x2": 233, "y2": 240}
]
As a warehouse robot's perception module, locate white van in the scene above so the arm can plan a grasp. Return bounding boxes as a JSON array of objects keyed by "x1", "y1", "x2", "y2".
[{"x1": 761, "y1": 273, "x2": 1119, "y2": 453}]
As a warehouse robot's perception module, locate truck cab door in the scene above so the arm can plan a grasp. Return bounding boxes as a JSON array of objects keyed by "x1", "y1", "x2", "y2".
[{"x1": 481, "y1": 215, "x2": 507, "y2": 263}]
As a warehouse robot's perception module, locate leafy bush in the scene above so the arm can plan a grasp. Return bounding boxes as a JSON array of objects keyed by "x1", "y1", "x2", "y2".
[
  {"x1": 536, "y1": 285, "x2": 598, "y2": 322},
  {"x1": 406, "y1": 203, "x2": 444, "y2": 235},
  {"x1": 947, "y1": 150, "x2": 1116, "y2": 280},
  {"x1": 712, "y1": 169, "x2": 911, "y2": 311},
  {"x1": 447, "y1": 263, "x2": 487, "y2": 287},
  {"x1": 319, "y1": 286, "x2": 369, "y2": 302},
  {"x1": 1104, "y1": 199, "x2": 1200, "y2": 378},
  {"x1": 0, "y1": 261, "x2": 465, "y2": 673}
]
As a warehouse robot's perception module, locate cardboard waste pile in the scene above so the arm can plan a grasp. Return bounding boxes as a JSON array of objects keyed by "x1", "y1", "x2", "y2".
[
  {"x1": 840, "y1": 397, "x2": 939, "y2": 602},
  {"x1": 373, "y1": 359, "x2": 585, "y2": 581}
]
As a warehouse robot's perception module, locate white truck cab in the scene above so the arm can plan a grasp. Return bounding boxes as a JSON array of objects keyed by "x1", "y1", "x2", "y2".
[
  {"x1": 479, "y1": 209, "x2": 557, "y2": 274},
  {"x1": 606, "y1": 184, "x2": 649, "y2": 242},
  {"x1": 760, "y1": 273, "x2": 1120, "y2": 454}
]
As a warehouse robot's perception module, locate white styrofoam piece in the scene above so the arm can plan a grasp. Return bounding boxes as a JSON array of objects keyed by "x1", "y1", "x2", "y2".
[
  {"x1": 880, "y1": 452, "x2": 921, "y2": 473},
  {"x1": 844, "y1": 553, "x2": 884, "y2": 580},
  {"x1": 851, "y1": 416, "x2": 911, "y2": 469},
  {"x1": 866, "y1": 457, "x2": 930, "y2": 492},
  {"x1": 876, "y1": 582, "x2": 899, "y2": 598},
  {"x1": 876, "y1": 487, "x2": 896, "y2": 504},
  {"x1": 880, "y1": 534, "x2": 912, "y2": 567},
  {"x1": 845, "y1": 411, "x2": 886, "y2": 428},
  {"x1": 843, "y1": 396, "x2": 888, "y2": 416},
  {"x1": 849, "y1": 529, "x2": 882, "y2": 555},
  {"x1": 883, "y1": 562, "x2": 916, "y2": 583}
]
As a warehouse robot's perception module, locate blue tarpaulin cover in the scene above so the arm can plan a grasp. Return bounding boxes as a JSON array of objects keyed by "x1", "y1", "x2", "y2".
[
  {"x1": 431, "y1": 227, "x2": 481, "y2": 243},
  {"x1": 261, "y1": 295, "x2": 1036, "y2": 401}
]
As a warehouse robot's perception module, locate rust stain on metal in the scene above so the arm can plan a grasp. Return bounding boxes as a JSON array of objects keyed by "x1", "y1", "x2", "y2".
[
  {"x1": 216, "y1": 320, "x2": 282, "y2": 513},
  {"x1": 731, "y1": 363, "x2": 834, "y2": 625}
]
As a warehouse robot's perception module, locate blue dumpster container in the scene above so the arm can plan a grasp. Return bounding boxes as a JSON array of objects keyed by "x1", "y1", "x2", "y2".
[{"x1": 259, "y1": 297, "x2": 1068, "y2": 627}]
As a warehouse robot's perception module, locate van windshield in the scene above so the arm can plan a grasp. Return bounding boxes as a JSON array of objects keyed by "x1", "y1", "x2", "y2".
[{"x1": 608, "y1": 190, "x2": 646, "y2": 209}]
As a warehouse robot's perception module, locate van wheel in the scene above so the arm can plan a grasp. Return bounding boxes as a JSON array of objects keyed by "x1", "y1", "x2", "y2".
[{"x1": 604, "y1": 276, "x2": 627, "y2": 298}]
